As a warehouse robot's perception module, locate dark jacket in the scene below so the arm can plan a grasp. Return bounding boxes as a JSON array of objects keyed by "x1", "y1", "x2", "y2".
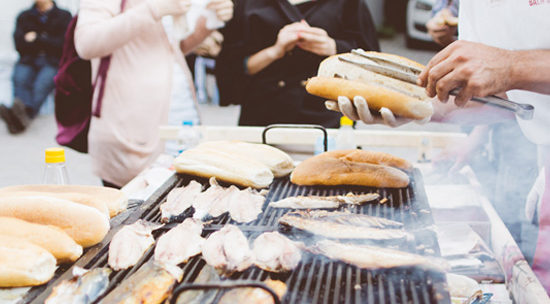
[
  {"x1": 13, "y1": 2, "x2": 72, "y2": 67},
  {"x1": 216, "y1": 0, "x2": 380, "y2": 127}
]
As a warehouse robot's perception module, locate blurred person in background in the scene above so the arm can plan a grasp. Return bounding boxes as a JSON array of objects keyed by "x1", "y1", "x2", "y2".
[
  {"x1": 75, "y1": 0, "x2": 233, "y2": 188},
  {"x1": 426, "y1": 0, "x2": 458, "y2": 47},
  {"x1": 216, "y1": 0, "x2": 379, "y2": 128},
  {"x1": 327, "y1": 0, "x2": 550, "y2": 292},
  {"x1": 0, "y1": 0, "x2": 71, "y2": 134}
]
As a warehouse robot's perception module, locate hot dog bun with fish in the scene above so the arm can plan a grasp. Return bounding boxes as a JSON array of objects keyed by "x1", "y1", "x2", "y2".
[
  {"x1": 291, "y1": 150, "x2": 410, "y2": 188},
  {"x1": 0, "y1": 184, "x2": 128, "y2": 218},
  {"x1": 306, "y1": 52, "x2": 433, "y2": 120},
  {"x1": 0, "y1": 235, "x2": 57, "y2": 287}
]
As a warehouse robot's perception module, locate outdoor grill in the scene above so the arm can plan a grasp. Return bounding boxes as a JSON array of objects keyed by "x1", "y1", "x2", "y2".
[{"x1": 27, "y1": 169, "x2": 451, "y2": 304}]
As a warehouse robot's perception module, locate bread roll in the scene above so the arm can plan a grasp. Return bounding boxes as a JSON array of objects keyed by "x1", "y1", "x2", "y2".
[
  {"x1": 0, "y1": 235, "x2": 57, "y2": 287},
  {"x1": 0, "y1": 196, "x2": 110, "y2": 248},
  {"x1": 197, "y1": 141, "x2": 295, "y2": 177},
  {"x1": 291, "y1": 150, "x2": 410, "y2": 188},
  {"x1": 321, "y1": 150, "x2": 412, "y2": 171},
  {"x1": 174, "y1": 147, "x2": 274, "y2": 189},
  {"x1": 0, "y1": 217, "x2": 82, "y2": 263},
  {"x1": 0, "y1": 185, "x2": 128, "y2": 217}
]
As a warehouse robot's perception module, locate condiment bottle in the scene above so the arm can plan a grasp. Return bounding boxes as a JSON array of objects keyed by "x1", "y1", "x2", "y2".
[{"x1": 42, "y1": 147, "x2": 70, "y2": 184}]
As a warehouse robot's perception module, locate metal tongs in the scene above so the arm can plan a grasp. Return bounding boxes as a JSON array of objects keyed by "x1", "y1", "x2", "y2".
[{"x1": 338, "y1": 49, "x2": 535, "y2": 120}]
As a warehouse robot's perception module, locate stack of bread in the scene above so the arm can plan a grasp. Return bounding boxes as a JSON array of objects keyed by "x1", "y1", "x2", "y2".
[
  {"x1": 173, "y1": 140, "x2": 295, "y2": 189},
  {"x1": 0, "y1": 185, "x2": 127, "y2": 287},
  {"x1": 291, "y1": 150, "x2": 412, "y2": 188}
]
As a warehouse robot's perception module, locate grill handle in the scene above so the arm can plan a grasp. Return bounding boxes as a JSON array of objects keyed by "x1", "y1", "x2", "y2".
[
  {"x1": 169, "y1": 281, "x2": 282, "y2": 304},
  {"x1": 262, "y1": 124, "x2": 329, "y2": 152}
]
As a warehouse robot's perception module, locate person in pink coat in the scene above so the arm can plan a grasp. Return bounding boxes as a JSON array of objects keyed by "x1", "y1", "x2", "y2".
[{"x1": 75, "y1": 0, "x2": 233, "y2": 188}]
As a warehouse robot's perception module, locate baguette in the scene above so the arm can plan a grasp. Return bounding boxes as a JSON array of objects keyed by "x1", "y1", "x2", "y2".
[
  {"x1": 291, "y1": 150, "x2": 410, "y2": 188},
  {"x1": 320, "y1": 150, "x2": 412, "y2": 171},
  {"x1": 0, "y1": 185, "x2": 127, "y2": 218},
  {"x1": 0, "y1": 196, "x2": 110, "y2": 248},
  {"x1": 0, "y1": 235, "x2": 57, "y2": 287},
  {"x1": 174, "y1": 147, "x2": 274, "y2": 188},
  {"x1": 197, "y1": 141, "x2": 295, "y2": 177},
  {"x1": 0, "y1": 217, "x2": 82, "y2": 263}
]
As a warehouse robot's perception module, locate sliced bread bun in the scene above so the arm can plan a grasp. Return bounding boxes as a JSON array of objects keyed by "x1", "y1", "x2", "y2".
[
  {"x1": 0, "y1": 217, "x2": 82, "y2": 263},
  {"x1": 0, "y1": 196, "x2": 110, "y2": 248},
  {"x1": 197, "y1": 141, "x2": 295, "y2": 177},
  {"x1": 321, "y1": 150, "x2": 412, "y2": 171},
  {"x1": 0, "y1": 235, "x2": 57, "y2": 287},
  {"x1": 0, "y1": 185, "x2": 128, "y2": 218},
  {"x1": 174, "y1": 147, "x2": 274, "y2": 189}
]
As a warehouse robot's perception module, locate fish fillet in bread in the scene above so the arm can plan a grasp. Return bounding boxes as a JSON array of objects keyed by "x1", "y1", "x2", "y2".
[
  {"x1": 0, "y1": 184, "x2": 127, "y2": 218},
  {"x1": 306, "y1": 51, "x2": 433, "y2": 120},
  {"x1": 174, "y1": 147, "x2": 274, "y2": 189},
  {"x1": 0, "y1": 196, "x2": 110, "y2": 248},
  {"x1": 0, "y1": 217, "x2": 82, "y2": 263},
  {"x1": 0, "y1": 235, "x2": 57, "y2": 287},
  {"x1": 197, "y1": 140, "x2": 294, "y2": 177}
]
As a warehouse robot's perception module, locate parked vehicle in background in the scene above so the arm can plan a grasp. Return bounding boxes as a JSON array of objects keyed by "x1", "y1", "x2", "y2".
[{"x1": 406, "y1": 0, "x2": 436, "y2": 48}]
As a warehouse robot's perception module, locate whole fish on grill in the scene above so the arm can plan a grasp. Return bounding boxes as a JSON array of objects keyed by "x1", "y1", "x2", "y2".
[
  {"x1": 45, "y1": 267, "x2": 111, "y2": 304},
  {"x1": 108, "y1": 220, "x2": 163, "y2": 271},
  {"x1": 217, "y1": 279, "x2": 287, "y2": 304},
  {"x1": 278, "y1": 210, "x2": 409, "y2": 241},
  {"x1": 99, "y1": 261, "x2": 182, "y2": 304},
  {"x1": 269, "y1": 192, "x2": 380, "y2": 209},
  {"x1": 202, "y1": 225, "x2": 254, "y2": 275},
  {"x1": 312, "y1": 240, "x2": 442, "y2": 270},
  {"x1": 154, "y1": 218, "x2": 204, "y2": 266},
  {"x1": 160, "y1": 181, "x2": 203, "y2": 223},
  {"x1": 253, "y1": 231, "x2": 301, "y2": 273},
  {"x1": 174, "y1": 265, "x2": 219, "y2": 304}
]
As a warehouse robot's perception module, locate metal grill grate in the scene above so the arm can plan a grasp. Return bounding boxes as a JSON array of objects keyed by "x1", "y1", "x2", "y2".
[{"x1": 27, "y1": 170, "x2": 450, "y2": 304}]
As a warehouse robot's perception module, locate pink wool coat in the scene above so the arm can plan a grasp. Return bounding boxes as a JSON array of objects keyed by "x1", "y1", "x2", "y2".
[{"x1": 75, "y1": 0, "x2": 195, "y2": 186}]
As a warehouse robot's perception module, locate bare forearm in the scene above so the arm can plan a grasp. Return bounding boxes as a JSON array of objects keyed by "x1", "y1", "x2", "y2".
[
  {"x1": 246, "y1": 46, "x2": 283, "y2": 75},
  {"x1": 510, "y1": 49, "x2": 550, "y2": 95},
  {"x1": 180, "y1": 17, "x2": 213, "y2": 55}
]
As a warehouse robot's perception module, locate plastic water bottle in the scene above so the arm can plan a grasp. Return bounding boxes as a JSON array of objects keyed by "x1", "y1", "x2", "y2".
[
  {"x1": 42, "y1": 147, "x2": 70, "y2": 184},
  {"x1": 176, "y1": 121, "x2": 201, "y2": 154},
  {"x1": 335, "y1": 116, "x2": 356, "y2": 150}
]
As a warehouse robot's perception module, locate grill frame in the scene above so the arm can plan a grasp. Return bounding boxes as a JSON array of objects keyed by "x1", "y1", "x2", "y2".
[{"x1": 27, "y1": 169, "x2": 450, "y2": 304}]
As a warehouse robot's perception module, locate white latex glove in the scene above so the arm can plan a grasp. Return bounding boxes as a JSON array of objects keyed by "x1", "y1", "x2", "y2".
[
  {"x1": 526, "y1": 169, "x2": 546, "y2": 223},
  {"x1": 207, "y1": 0, "x2": 234, "y2": 23},
  {"x1": 149, "y1": 0, "x2": 191, "y2": 19},
  {"x1": 325, "y1": 96, "x2": 429, "y2": 127}
]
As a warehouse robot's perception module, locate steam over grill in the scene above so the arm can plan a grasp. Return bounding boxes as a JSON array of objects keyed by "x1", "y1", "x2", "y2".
[{"x1": 28, "y1": 170, "x2": 450, "y2": 304}]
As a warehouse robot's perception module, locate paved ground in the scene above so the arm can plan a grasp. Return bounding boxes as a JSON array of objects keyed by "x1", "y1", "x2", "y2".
[{"x1": 0, "y1": 34, "x2": 455, "y2": 187}]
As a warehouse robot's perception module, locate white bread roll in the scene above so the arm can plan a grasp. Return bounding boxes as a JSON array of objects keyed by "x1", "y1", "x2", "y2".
[
  {"x1": 0, "y1": 185, "x2": 127, "y2": 218},
  {"x1": 0, "y1": 235, "x2": 57, "y2": 287},
  {"x1": 174, "y1": 147, "x2": 274, "y2": 188},
  {"x1": 197, "y1": 141, "x2": 295, "y2": 177},
  {"x1": 0, "y1": 217, "x2": 82, "y2": 263},
  {"x1": 0, "y1": 196, "x2": 110, "y2": 248}
]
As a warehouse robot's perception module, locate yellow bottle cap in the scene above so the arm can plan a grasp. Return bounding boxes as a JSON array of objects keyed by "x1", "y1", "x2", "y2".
[
  {"x1": 340, "y1": 116, "x2": 354, "y2": 126},
  {"x1": 45, "y1": 147, "x2": 65, "y2": 163}
]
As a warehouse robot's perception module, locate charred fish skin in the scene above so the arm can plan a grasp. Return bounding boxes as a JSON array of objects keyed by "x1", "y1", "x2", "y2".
[
  {"x1": 160, "y1": 180, "x2": 203, "y2": 223},
  {"x1": 99, "y1": 261, "x2": 181, "y2": 304},
  {"x1": 45, "y1": 267, "x2": 111, "y2": 304}
]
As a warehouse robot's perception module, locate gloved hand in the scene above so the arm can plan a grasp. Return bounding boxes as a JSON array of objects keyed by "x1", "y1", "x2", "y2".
[
  {"x1": 526, "y1": 169, "x2": 546, "y2": 224},
  {"x1": 207, "y1": 0, "x2": 234, "y2": 23},
  {"x1": 149, "y1": 0, "x2": 191, "y2": 19},
  {"x1": 325, "y1": 96, "x2": 428, "y2": 127}
]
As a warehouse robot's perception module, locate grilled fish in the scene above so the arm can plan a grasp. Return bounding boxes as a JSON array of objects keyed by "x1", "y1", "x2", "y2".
[
  {"x1": 202, "y1": 225, "x2": 254, "y2": 275},
  {"x1": 193, "y1": 178, "x2": 227, "y2": 220},
  {"x1": 279, "y1": 210, "x2": 408, "y2": 240},
  {"x1": 174, "y1": 265, "x2": 219, "y2": 304},
  {"x1": 226, "y1": 187, "x2": 265, "y2": 223},
  {"x1": 160, "y1": 181, "x2": 203, "y2": 223},
  {"x1": 269, "y1": 192, "x2": 380, "y2": 209},
  {"x1": 108, "y1": 220, "x2": 163, "y2": 271},
  {"x1": 45, "y1": 267, "x2": 111, "y2": 304},
  {"x1": 154, "y1": 218, "x2": 204, "y2": 266},
  {"x1": 312, "y1": 240, "x2": 436, "y2": 270},
  {"x1": 218, "y1": 279, "x2": 287, "y2": 304},
  {"x1": 0, "y1": 287, "x2": 30, "y2": 304},
  {"x1": 99, "y1": 261, "x2": 181, "y2": 304},
  {"x1": 253, "y1": 232, "x2": 301, "y2": 273}
]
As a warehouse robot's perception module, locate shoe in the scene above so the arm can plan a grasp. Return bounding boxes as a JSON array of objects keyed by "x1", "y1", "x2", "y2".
[
  {"x1": 0, "y1": 104, "x2": 25, "y2": 134},
  {"x1": 11, "y1": 98, "x2": 31, "y2": 128}
]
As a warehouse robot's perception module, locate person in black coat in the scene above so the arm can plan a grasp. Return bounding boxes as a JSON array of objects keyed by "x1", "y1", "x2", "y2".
[
  {"x1": 216, "y1": 0, "x2": 380, "y2": 128},
  {"x1": 0, "y1": 0, "x2": 71, "y2": 134}
]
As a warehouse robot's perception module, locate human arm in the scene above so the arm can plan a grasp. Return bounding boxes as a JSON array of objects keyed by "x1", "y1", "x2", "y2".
[{"x1": 13, "y1": 13, "x2": 37, "y2": 55}]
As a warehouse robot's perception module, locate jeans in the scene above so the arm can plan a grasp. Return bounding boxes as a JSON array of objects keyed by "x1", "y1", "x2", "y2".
[{"x1": 12, "y1": 56, "x2": 57, "y2": 117}]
